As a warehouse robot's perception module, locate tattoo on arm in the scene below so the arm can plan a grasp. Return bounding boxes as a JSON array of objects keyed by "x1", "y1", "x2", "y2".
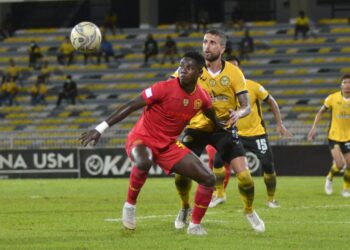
[{"x1": 237, "y1": 92, "x2": 251, "y2": 118}]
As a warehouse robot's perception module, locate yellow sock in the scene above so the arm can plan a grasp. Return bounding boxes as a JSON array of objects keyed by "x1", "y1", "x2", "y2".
[
  {"x1": 264, "y1": 172, "x2": 277, "y2": 202},
  {"x1": 327, "y1": 164, "x2": 340, "y2": 181},
  {"x1": 175, "y1": 174, "x2": 192, "y2": 209},
  {"x1": 236, "y1": 169, "x2": 254, "y2": 214},
  {"x1": 213, "y1": 166, "x2": 226, "y2": 198},
  {"x1": 343, "y1": 168, "x2": 350, "y2": 190}
]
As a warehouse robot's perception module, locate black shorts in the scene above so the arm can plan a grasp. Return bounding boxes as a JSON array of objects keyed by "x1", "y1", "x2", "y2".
[
  {"x1": 182, "y1": 128, "x2": 245, "y2": 164},
  {"x1": 239, "y1": 134, "x2": 275, "y2": 174},
  {"x1": 210, "y1": 133, "x2": 275, "y2": 174},
  {"x1": 328, "y1": 139, "x2": 350, "y2": 154}
]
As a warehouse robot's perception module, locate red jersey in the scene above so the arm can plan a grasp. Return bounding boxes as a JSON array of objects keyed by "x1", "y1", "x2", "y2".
[{"x1": 130, "y1": 78, "x2": 212, "y2": 148}]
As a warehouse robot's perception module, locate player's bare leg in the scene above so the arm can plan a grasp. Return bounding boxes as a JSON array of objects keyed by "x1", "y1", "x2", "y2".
[
  {"x1": 172, "y1": 152, "x2": 215, "y2": 235},
  {"x1": 326, "y1": 145, "x2": 345, "y2": 195},
  {"x1": 174, "y1": 174, "x2": 192, "y2": 229},
  {"x1": 123, "y1": 144, "x2": 153, "y2": 230}
]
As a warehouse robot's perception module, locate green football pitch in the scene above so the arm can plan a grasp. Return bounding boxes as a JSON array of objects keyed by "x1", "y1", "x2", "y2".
[{"x1": 0, "y1": 177, "x2": 349, "y2": 250}]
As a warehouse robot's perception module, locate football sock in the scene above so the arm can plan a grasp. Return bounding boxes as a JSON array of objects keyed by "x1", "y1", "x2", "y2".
[
  {"x1": 327, "y1": 163, "x2": 340, "y2": 181},
  {"x1": 264, "y1": 172, "x2": 277, "y2": 202},
  {"x1": 206, "y1": 145, "x2": 216, "y2": 170},
  {"x1": 343, "y1": 168, "x2": 350, "y2": 190},
  {"x1": 126, "y1": 167, "x2": 148, "y2": 205},
  {"x1": 175, "y1": 174, "x2": 192, "y2": 209},
  {"x1": 213, "y1": 166, "x2": 226, "y2": 198},
  {"x1": 224, "y1": 164, "x2": 231, "y2": 189},
  {"x1": 192, "y1": 185, "x2": 214, "y2": 224},
  {"x1": 236, "y1": 169, "x2": 255, "y2": 214}
]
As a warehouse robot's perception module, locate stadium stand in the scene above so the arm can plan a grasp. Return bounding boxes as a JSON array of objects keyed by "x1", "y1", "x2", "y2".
[{"x1": 1, "y1": 19, "x2": 348, "y2": 149}]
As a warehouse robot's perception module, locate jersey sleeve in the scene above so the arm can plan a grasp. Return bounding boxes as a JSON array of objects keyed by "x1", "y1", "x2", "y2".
[
  {"x1": 252, "y1": 80, "x2": 269, "y2": 101},
  {"x1": 231, "y1": 67, "x2": 247, "y2": 95},
  {"x1": 141, "y1": 82, "x2": 166, "y2": 105},
  {"x1": 201, "y1": 89, "x2": 212, "y2": 111},
  {"x1": 324, "y1": 94, "x2": 332, "y2": 109}
]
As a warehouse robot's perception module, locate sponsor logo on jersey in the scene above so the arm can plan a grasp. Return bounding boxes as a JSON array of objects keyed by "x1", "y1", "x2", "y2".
[
  {"x1": 220, "y1": 76, "x2": 230, "y2": 86},
  {"x1": 209, "y1": 79, "x2": 216, "y2": 87},
  {"x1": 259, "y1": 86, "x2": 266, "y2": 92},
  {"x1": 212, "y1": 95, "x2": 228, "y2": 102},
  {"x1": 194, "y1": 99, "x2": 203, "y2": 109},
  {"x1": 337, "y1": 111, "x2": 350, "y2": 119},
  {"x1": 183, "y1": 99, "x2": 189, "y2": 106},
  {"x1": 145, "y1": 88, "x2": 152, "y2": 98}
]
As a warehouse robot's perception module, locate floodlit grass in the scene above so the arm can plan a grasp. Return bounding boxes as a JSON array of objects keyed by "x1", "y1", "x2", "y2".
[{"x1": 0, "y1": 177, "x2": 349, "y2": 249}]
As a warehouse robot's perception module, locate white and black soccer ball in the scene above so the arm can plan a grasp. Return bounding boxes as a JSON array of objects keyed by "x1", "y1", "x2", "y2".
[{"x1": 70, "y1": 21, "x2": 102, "y2": 52}]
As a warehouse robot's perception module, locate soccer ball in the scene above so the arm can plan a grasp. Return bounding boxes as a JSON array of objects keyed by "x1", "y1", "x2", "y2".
[{"x1": 70, "y1": 21, "x2": 102, "y2": 52}]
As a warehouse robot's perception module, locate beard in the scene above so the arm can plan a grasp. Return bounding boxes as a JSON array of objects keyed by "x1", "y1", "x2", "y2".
[{"x1": 204, "y1": 51, "x2": 221, "y2": 62}]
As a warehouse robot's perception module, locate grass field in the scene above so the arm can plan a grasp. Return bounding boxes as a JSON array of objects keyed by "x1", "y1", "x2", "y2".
[{"x1": 0, "y1": 177, "x2": 349, "y2": 250}]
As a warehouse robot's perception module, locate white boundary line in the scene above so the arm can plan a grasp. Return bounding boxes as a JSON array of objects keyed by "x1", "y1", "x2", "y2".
[
  {"x1": 105, "y1": 211, "x2": 225, "y2": 222},
  {"x1": 105, "y1": 204, "x2": 350, "y2": 223}
]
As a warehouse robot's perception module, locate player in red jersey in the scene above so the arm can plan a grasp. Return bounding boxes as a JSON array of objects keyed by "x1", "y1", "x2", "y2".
[{"x1": 80, "y1": 51, "x2": 230, "y2": 235}]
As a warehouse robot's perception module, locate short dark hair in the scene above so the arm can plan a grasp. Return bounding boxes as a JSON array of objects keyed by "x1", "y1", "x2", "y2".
[
  {"x1": 341, "y1": 73, "x2": 350, "y2": 81},
  {"x1": 226, "y1": 55, "x2": 240, "y2": 66},
  {"x1": 184, "y1": 51, "x2": 205, "y2": 69},
  {"x1": 205, "y1": 29, "x2": 227, "y2": 45}
]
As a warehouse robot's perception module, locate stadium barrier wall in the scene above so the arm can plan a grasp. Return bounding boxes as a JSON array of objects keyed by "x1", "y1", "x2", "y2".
[{"x1": 0, "y1": 146, "x2": 332, "y2": 179}]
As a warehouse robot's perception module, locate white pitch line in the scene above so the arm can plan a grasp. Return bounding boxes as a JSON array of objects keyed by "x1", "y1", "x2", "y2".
[
  {"x1": 105, "y1": 204, "x2": 350, "y2": 223},
  {"x1": 104, "y1": 210, "x2": 225, "y2": 222},
  {"x1": 273, "y1": 204, "x2": 350, "y2": 210},
  {"x1": 269, "y1": 221, "x2": 350, "y2": 224},
  {"x1": 105, "y1": 214, "x2": 174, "y2": 222},
  {"x1": 30, "y1": 195, "x2": 42, "y2": 199}
]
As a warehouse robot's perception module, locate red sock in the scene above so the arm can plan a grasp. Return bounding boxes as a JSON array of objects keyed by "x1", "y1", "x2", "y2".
[
  {"x1": 205, "y1": 145, "x2": 216, "y2": 171},
  {"x1": 223, "y1": 163, "x2": 231, "y2": 189},
  {"x1": 192, "y1": 185, "x2": 214, "y2": 224},
  {"x1": 126, "y1": 167, "x2": 148, "y2": 205}
]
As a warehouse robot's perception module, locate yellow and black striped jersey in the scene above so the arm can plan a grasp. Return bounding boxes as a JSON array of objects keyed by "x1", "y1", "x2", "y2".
[
  {"x1": 173, "y1": 61, "x2": 247, "y2": 132},
  {"x1": 236, "y1": 79, "x2": 269, "y2": 137},
  {"x1": 324, "y1": 91, "x2": 350, "y2": 142}
]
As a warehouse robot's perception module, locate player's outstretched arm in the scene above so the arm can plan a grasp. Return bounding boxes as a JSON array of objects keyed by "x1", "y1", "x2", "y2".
[
  {"x1": 79, "y1": 95, "x2": 146, "y2": 146},
  {"x1": 266, "y1": 95, "x2": 293, "y2": 138},
  {"x1": 307, "y1": 105, "x2": 327, "y2": 141}
]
